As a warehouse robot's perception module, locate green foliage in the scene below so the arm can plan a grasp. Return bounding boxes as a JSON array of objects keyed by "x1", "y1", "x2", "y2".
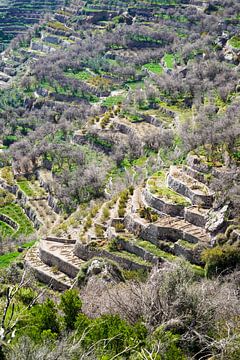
[
  {"x1": 60, "y1": 289, "x2": 82, "y2": 330},
  {"x1": 0, "y1": 204, "x2": 34, "y2": 237},
  {"x1": 143, "y1": 62, "x2": 163, "y2": 74},
  {"x1": 102, "y1": 95, "x2": 123, "y2": 108},
  {"x1": 0, "y1": 220, "x2": 14, "y2": 238},
  {"x1": 0, "y1": 251, "x2": 21, "y2": 268},
  {"x1": 135, "y1": 329, "x2": 186, "y2": 360},
  {"x1": 163, "y1": 53, "x2": 175, "y2": 69},
  {"x1": 108, "y1": 237, "x2": 119, "y2": 252},
  {"x1": 202, "y1": 245, "x2": 240, "y2": 278},
  {"x1": 16, "y1": 287, "x2": 37, "y2": 306},
  {"x1": 229, "y1": 35, "x2": 240, "y2": 49},
  {"x1": 17, "y1": 298, "x2": 60, "y2": 341},
  {"x1": 139, "y1": 206, "x2": 158, "y2": 223},
  {"x1": 122, "y1": 268, "x2": 149, "y2": 282},
  {"x1": 0, "y1": 167, "x2": 15, "y2": 186},
  {"x1": 0, "y1": 188, "x2": 15, "y2": 207},
  {"x1": 95, "y1": 224, "x2": 104, "y2": 237},
  {"x1": 76, "y1": 314, "x2": 147, "y2": 357},
  {"x1": 118, "y1": 189, "x2": 130, "y2": 218},
  {"x1": 2, "y1": 135, "x2": 18, "y2": 147}
]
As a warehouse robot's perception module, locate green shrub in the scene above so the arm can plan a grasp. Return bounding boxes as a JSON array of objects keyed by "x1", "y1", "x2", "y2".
[
  {"x1": 215, "y1": 233, "x2": 227, "y2": 245},
  {"x1": 84, "y1": 216, "x2": 92, "y2": 231},
  {"x1": 60, "y1": 289, "x2": 82, "y2": 330},
  {"x1": 16, "y1": 287, "x2": 37, "y2": 305},
  {"x1": 95, "y1": 224, "x2": 104, "y2": 237},
  {"x1": 138, "y1": 328, "x2": 186, "y2": 360},
  {"x1": 17, "y1": 298, "x2": 60, "y2": 341},
  {"x1": 76, "y1": 314, "x2": 147, "y2": 357},
  {"x1": 139, "y1": 207, "x2": 158, "y2": 222},
  {"x1": 202, "y1": 245, "x2": 240, "y2": 278},
  {"x1": 108, "y1": 238, "x2": 119, "y2": 252},
  {"x1": 114, "y1": 221, "x2": 125, "y2": 232},
  {"x1": 101, "y1": 206, "x2": 110, "y2": 221}
]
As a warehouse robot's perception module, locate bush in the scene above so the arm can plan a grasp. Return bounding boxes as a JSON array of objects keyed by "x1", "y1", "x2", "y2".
[
  {"x1": 136, "y1": 329, "x2": 186, "y2": 360},
  {"x1": 202, "y1": 245, "x2": 240, "y2": 278},
  {"x1": 108, "y1": 238, "x2": 119, "y2": 252},
  {"x1": 76, "y1": 314, "x2": 147, "y2": 357},
  {"x1": 16, "y1": 287, "x2": 37, "y2": 305},
  {"x1": 17, "y1": 298, "x2": 60, "y2": 341},
  {"x1": 60, "y1": 289, "x2": 82, "y2": 330},
  {"x1": 95, "y1": 224, "x2": 104, "y2": 237}
]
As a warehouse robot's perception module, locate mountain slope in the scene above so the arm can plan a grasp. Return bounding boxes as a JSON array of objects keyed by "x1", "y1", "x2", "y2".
[{"x1": 0, "y1": 0, "x2": 66, "y2": 51}]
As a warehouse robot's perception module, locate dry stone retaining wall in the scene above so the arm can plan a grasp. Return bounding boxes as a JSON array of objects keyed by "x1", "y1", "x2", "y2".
[
  {"x1": 74, "y1": 242, "x2": 150, "y2": 271},
  {"x1": 143, "y1": 187, "x2": 184, "y2": 217},
  {"x1": 39, "y1": 247, "x2": 79, "y2": 278},
  {"x1": 0, "y1": 213, "x2": 18, "y2": 230},
  {"x1": 167, "y1": 173, "x2": 213, "y2": 208},
  {"x1": 184, "y1": 207, "x2": 207, "y2": 228}
]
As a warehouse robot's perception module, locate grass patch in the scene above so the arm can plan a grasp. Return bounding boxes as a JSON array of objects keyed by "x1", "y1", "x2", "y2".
[
  {"x1": 0, "y1": 204, "x2": 34, "y2": 237},
  {"x1": 163, "y1": 53, "x2": 175, "y2": 69},
  {"x1": 125, "y1": 80, "x2": 144, "y2": 90},
  {"x1": 228, "y1": 35, "x2": 240, "y2": 49},
  {"x1": 65, "y1": 70, "x2": 92, "y2": 81},
  {"x1": 102, "y1": 95, "x2": 124, "y2": 108},
  {"x1": 0, "y1": 240, "x2": 35, "y2": 268},
  {"x1": 0, "y1": 220, "x2": 14, "y2": 237},
  {"x1": 143, "y1": 62, "x2": 163, "y2": 74},
  {"x1": 0, "y1": 251, "x2": 20, "y2": 268},
  {"x1": 17, "y1": 179, "x2": 46, "y2": 198},
  {"x1": 178, "y1": 239, "x2": 198, "y2": 250},
  {"x1": 148, "y1": 173, "x2": 190, "y2": 206},
  {"x1": 137, "y1": 239, "x2": 176, "y2": 261},
  {"x1": 109, "y1": 248, "x2": 152, "y2": 267},
  {"x1": 17, "y1": 180, "x2": 35, "y2": 197}
]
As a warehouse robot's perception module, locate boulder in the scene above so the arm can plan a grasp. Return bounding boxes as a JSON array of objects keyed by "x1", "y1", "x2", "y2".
[{"x1": 205, "y1": 205, "x2": 228, "y2": 234}]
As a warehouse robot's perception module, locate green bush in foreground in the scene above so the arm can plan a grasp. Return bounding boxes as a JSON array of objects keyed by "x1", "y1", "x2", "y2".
[{"x1": 60, "y1": 289, "x2": 82, "y2": 330}]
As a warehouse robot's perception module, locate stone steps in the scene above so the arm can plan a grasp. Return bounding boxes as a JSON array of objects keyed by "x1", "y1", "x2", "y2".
[
  {"x1": 39, "y1": 240, "x2": 83, "y2": 278},
  {"x1": 25, "y1": 247, "x2": 73, "y2": 291},
  {"x1": 125, "y1": 187, "x2": 210, "y2": 244}
]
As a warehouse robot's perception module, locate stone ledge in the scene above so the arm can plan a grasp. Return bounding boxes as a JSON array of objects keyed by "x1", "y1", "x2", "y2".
[
  {"x1": 0, "y1": 178, "x2": 17, "y2": 194},
  {"x1": 39, "y1": 246, "x2": 80, "y2": 278},
  {"x1": 124, "y1": 211, "x2": 208, "y2": 244},
  {"x1": 143, "y1": 187, "x2": 185, "y2": 217},
  {"x1": 74, "y1": 242, "x2": 151, "y2": 271},
  {"x1": 167, "y1": 170, "x2": 213, "y2": 208},
  {"x1": 115, "y1": 237, "x2": 161, "y2": 265},
  {"x1": 173, "y1": 241, "x2": 203, "y2": 266},
  {"x1": 26, "y1": 261, "x2": 71, "y2": 291},
  {"x1": 183, "y1": 165, "x2": 206, "y2": 183},
  {"x1": 45, "y1": 236, "x2": 76, "y2": 244},
  {"x1": 184, "y1": 206, "x2": 208, "y2": 228}
]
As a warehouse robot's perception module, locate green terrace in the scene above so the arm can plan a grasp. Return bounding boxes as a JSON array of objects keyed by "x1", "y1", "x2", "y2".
[
  {"x1": 0, "y1": 241, "x2": 35, "y2": 268},
  {"x1": 17, "y1": 178, "x2": 47, "y2": 199},
  {"x1": 147, "y1": 171, "x2": 191, "y2": 206},
  {"x1": 0, "y1": 220, "x2": 14, "y2": 238},
  {"x1": 0, "y1": 203, "x2": 34, "y2": 237}
]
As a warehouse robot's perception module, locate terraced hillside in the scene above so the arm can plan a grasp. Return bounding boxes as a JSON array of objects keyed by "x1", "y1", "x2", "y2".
[
  {"x1": 25, "y1": 156, "x2": 233, "y2": 289},
  {"x1": 0, "y1": 1, "x2": 240, "y2": 359},
  {"x1": 0, "y1": 0, "x2": 66, "y2": 51},
  {"x1": 0, "y1": 0, "x2": 239, "y2": 287}
]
